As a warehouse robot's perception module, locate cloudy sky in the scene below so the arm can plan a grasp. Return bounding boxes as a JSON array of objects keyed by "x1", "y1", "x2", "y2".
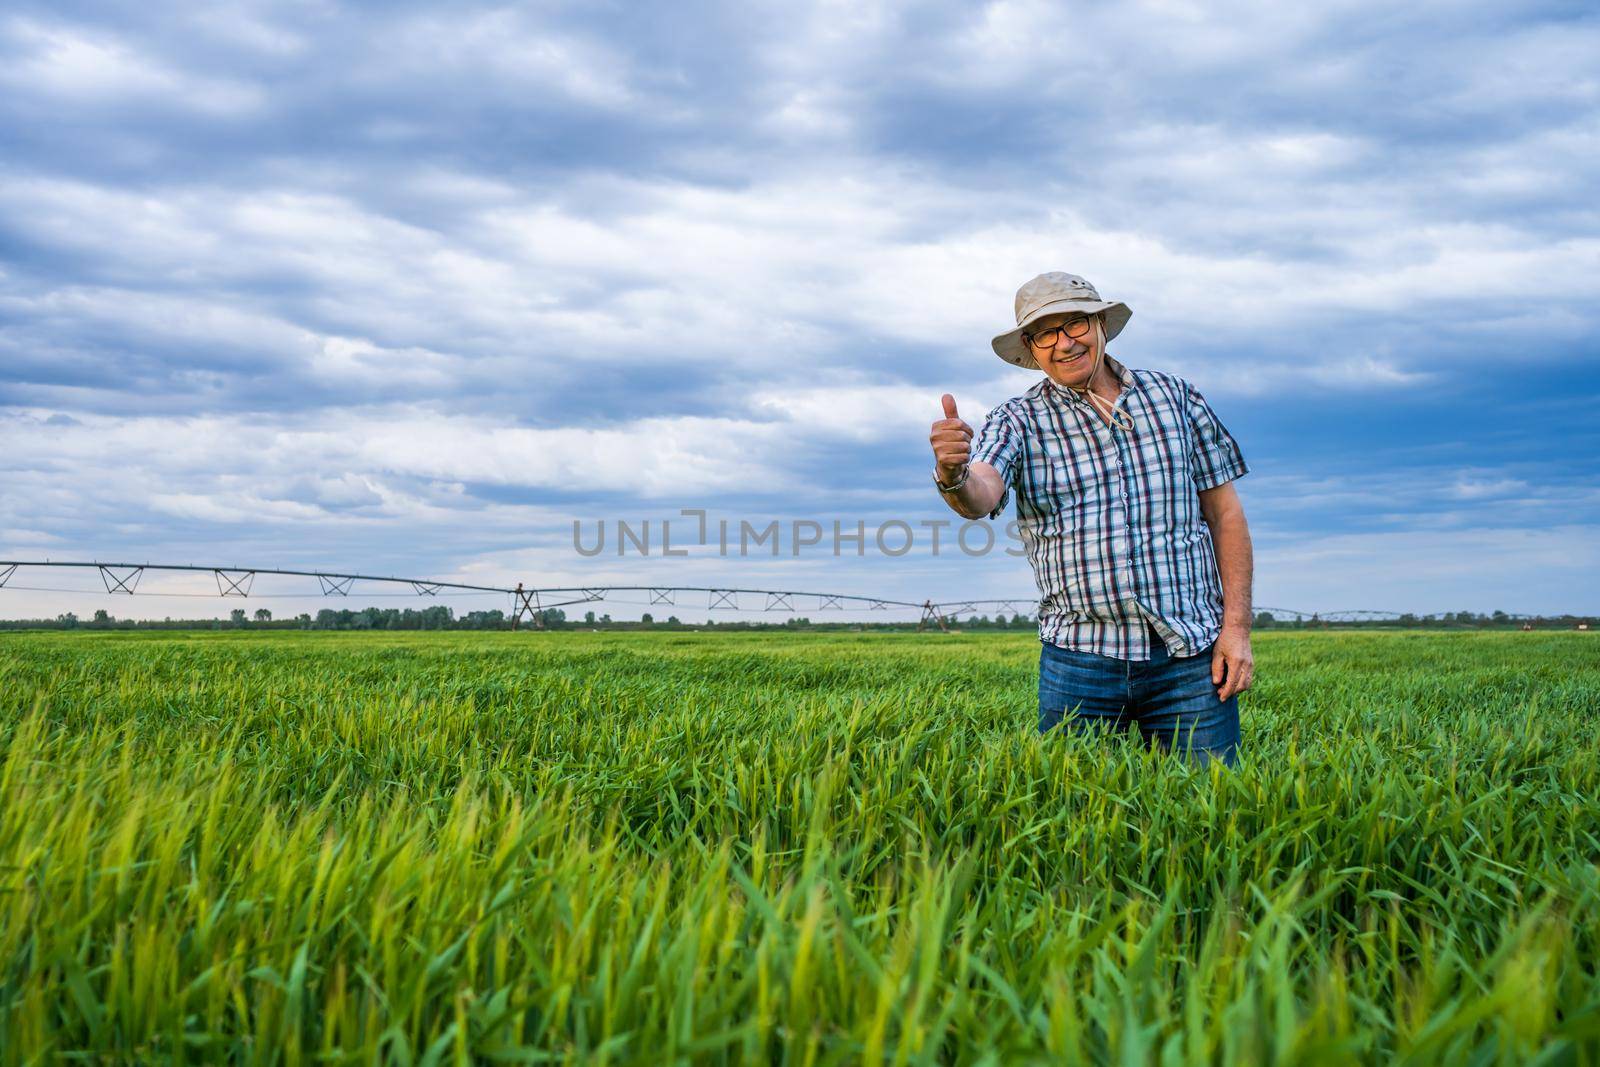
[{"x1": 2, "y1": 0, "x2": 1597, "y2": 622}]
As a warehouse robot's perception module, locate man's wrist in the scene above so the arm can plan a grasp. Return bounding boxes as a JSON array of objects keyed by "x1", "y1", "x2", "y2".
[{"x1": 934, "y1": 464, "x2": 969, "y2": 493}]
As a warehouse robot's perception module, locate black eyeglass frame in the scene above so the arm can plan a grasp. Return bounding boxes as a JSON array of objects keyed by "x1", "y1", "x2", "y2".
[{"x1": 1024, "y1": 314, "x2": 1097, "y2": 349}]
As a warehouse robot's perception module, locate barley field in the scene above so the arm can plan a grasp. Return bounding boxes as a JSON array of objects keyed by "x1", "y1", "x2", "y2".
[{"x1": 1, "y1": 629, "x2": 1597, "y2": 1065}]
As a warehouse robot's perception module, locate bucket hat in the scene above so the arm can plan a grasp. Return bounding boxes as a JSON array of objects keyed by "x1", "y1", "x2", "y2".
[{"x1": 991, "y1": 271, "x2": 1131, "y2": 370}]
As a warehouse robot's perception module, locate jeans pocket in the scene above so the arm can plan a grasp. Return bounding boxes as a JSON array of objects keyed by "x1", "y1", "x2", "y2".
[{"x1": 1039, "y1": 643, "x2": 1118, "y2": 702}]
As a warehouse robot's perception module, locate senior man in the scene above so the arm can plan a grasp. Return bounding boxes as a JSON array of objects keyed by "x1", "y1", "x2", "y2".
[{"x1": 930, "y1": 271, "x2": 1254, "y2": 767}]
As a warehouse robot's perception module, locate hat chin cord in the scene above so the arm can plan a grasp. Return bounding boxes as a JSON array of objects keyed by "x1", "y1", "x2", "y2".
[{"x1": 1067, "y1": 321, "x2": 1134, "y2": 431}]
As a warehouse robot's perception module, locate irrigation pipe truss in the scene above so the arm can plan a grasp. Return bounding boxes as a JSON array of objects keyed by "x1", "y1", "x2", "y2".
[{"x1": 0, "y1": 559, "x2": 1411, "y2": 628}]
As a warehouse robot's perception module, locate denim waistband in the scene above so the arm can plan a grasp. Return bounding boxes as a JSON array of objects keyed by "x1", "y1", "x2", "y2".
[{"x1": 1040, "y1": 622, "x2": 1191, "y2": 664}]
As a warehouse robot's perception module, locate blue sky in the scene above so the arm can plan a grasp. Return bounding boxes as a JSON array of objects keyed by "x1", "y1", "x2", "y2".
[{"x1": 2, "y1": 0, "x2": 1597, "y2": 621}]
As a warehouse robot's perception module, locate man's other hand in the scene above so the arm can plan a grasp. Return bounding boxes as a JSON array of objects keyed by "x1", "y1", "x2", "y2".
[
  {"x1": 1211, "y1": 627, "x2": 1254, "y2": 702},
  {"x1": 930, "y1": 394, "x2": 973, "y2": 482}
]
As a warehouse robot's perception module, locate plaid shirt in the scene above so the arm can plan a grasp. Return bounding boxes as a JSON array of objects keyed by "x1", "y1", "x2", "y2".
[{"x1": 970, "y1": 354, "x2": 1249, "y2": 660}]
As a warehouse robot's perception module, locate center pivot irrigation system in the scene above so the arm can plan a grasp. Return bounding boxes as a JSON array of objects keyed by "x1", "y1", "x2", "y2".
[
  {"x1": 0, "y1": 559, "x2": 1372, "y2": 629},
  {"x1": 0, "y1": 559, "x2": 1035, "y2": 631}
]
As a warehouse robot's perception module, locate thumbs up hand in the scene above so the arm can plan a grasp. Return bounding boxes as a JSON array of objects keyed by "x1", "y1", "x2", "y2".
[{"x1": 930, "y1": 393, "x2": 974, "y2": 483}]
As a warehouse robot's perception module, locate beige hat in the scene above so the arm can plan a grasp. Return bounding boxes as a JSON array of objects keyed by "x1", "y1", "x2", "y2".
[{"x1": 991, "y1": 271, "x2": 1131, "y2": 370}]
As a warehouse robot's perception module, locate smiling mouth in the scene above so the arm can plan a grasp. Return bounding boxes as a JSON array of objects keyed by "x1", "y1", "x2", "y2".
[{"x1": 1056, "y1": 350, "x2": 1085, "y2": 364}]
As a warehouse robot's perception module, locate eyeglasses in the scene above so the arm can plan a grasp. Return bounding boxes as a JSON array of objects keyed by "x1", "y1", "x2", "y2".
[{"x1": 1026, "y1": 316, "x2": 1093, "y2": 349}]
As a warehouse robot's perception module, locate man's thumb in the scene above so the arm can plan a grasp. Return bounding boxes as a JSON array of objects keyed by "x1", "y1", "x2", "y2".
[{"x1": 941, "y1": 393, "x2": 959, "y2": 420}]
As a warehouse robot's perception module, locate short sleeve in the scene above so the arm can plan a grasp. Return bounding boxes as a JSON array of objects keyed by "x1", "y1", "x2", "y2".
[
  {"x1": 1184, "y1": 382, "x2": 1249, "y2": 490},
  {"x1": 969, "y1": 405, "x2": 1022, "y2": 519}
]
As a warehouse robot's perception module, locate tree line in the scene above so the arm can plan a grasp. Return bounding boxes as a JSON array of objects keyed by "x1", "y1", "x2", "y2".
[
  {"x1": 1252, "y1": 610, "x2": 1594, "y2": 629},
  {"x1": 1, "y1": 607, "x2": 1590, "y2": 632},
  {"x1": 1, "y1": 606, "x2": 1041, "y2": 631}
]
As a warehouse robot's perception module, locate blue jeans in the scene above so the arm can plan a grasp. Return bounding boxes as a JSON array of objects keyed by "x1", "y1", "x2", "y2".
[{"x1": 1037, "y1": 627, "x2": 1240, "y2": 768}]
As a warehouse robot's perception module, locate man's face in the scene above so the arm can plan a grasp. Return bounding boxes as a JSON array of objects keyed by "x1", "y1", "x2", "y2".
[{"x1": 1027, "y1": 312, "x2": 1103, "y2": 389}]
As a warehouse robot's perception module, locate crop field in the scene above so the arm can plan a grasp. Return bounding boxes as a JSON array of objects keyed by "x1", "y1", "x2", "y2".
[{"x1": 1, "y1": 629, "x2": 1597, "y2": 1064}]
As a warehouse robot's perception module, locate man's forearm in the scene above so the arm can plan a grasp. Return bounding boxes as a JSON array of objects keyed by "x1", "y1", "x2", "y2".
[
  {"x1": 1209, "y1": 509, "x2": 1254, "y2": 631},
  {"x1": 938, "y1": 462, "x2": 1005, "y2": 520}
]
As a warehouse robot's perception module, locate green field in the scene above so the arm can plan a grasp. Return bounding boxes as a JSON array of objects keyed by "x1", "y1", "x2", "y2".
[{"x1": 1, "y1": 630, "x2": 1597, "y2": 1064}]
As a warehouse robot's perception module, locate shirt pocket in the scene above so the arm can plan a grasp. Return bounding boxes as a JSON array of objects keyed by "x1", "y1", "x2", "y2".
[
  {"x1": 1136, "y1": 421, "x2": 1190, "y2": 523},
  {"x1": 1038, "y1": 433, "x2": 1095, "y2": 520}
]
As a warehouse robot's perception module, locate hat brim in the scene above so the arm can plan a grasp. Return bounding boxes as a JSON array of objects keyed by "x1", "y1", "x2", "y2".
[{"x1": 991, "y1": 299, "x2": 1131, "y2": 370}]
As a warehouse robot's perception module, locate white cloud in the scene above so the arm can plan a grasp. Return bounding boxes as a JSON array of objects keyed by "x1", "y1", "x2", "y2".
[
  {"x1": 1304, "y1": 356, "x2": 1432, "y2": 389},
  {"x1": 371, "y1": 9, "x2": 641, "y2": 109},
  {"x1": 1, "y1": 17, "x2": 263, "y2": 115},
  {"x1": 1448, "y1": 477, "x2": 1528, "y2": 501},
  {"x1": 1255, "y1": 525, "x2": 1600, "y2": 614},
  {"x1": 1, "y1": 406, "x2": 797, "y2": 516},
  {"x1": 317, "y1": 415, "x2": 788, "y2": 495},
  {"x1": 147, "y1": 492, "x2": 329, "y2": 525},
  {"x1": 0, "y1": 528, "x2": 63, "y2": 545},
  {"x1": 747, "y1": 383, "x2": 938, "y2": 441},
  {"x1": 312, "y1": 337, "x2": 462, "y2": 390},
  {"x1": 182, "y1": 7, "x2": 306, "y2": 58},
  {"x1": 4, "y1": 153, "x2": 1595, "y2": 418}
]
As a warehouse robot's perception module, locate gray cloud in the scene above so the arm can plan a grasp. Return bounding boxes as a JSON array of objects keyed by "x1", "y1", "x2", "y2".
[{"x1": 2, "y1": 0, "x2": 1597, "y2": 616}]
